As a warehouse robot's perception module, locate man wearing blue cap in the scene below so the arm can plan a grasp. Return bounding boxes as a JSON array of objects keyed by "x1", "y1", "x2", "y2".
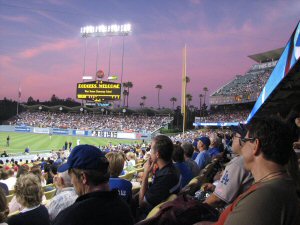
[
  {"x1": 53, "y1": 144, "x2": 134, "y2": 225},
  {"x1": 194, "y1": 136, "x2": 211, "y2": 170}
]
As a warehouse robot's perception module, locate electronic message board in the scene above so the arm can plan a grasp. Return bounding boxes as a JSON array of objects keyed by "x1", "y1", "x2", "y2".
[{"x1": 76, "y1": 80, "x2": 121, "y2": 102}]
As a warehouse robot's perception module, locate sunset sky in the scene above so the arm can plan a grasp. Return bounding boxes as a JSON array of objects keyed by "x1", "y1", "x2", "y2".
[{"x1": 0, "y1": 0, "x2": 299, "y2": 108}]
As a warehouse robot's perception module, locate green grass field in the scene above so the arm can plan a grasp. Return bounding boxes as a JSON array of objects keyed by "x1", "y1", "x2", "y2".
[{"x1": 0, "y1": 132, "x2": 141, "y2": 154}]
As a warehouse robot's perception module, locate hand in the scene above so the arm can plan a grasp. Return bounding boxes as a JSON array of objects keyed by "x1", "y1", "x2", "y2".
[
  {"x1": 144, "y1": 158, "x2": 155, "y2": 175},
  {"x1": 201, "y1": 183, "x2": 215, "y2": 192}
]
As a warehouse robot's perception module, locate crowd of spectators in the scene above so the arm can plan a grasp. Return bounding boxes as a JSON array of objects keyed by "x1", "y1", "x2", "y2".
[
  {"x1": 212, "y1": 67, "x2": 273, "y2": 98},
  {"x1": 0, "y1": 112, "x2": 298, "y2": 224},
  {"x1": 197, "y1": 109, "x2": 251, "y2": 123},
  {"x1": 12, "y1": 112, "x2": 172, "y2": 132}
]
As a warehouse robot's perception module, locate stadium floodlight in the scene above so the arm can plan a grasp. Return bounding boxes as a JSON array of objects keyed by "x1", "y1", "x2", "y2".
[
  {"x1": 82, "y1": 76, "x2": 93, "y2": 80},
  {"x1": 108, "y1": 75, "x2": 118, "y2": 80},
  {"x1": 80, "y1": 23, "x2": 131, "y2": 37}
]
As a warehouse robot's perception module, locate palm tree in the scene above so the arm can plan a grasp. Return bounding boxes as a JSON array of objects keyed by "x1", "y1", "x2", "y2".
[
  {"x1": 155, "y1": 84, "x2": 162, "y2": 109},
  {"x1": 122, "y1": 83, "x2": 128, "y2": 107},
  {"x1": 203, "y1": 87, "x2": 208, "y2": 106},
  {"x1": 185, "y1": 76, "x2": 190, "y2": 90},
  {"x1": 141, "y1": 96, "x2": 147, "y2": 107},
  {"x1": 123, "y1": 90, "x2": 128, "y2": 108},
  {"x1": 125, "y1": 81, "x2": 133, "y2": 108},
  {"x1": 186, "y1": 93, "x2": 192, "y2": 107},
  {"x1": 170, "y1": 97, "x2": 177, "y2": 109},
  {"x1": 139, "y1": 102, "x2": 144, "y2": 108},
  {"x1": 198, "y1": 94, "x2": 203, "y2": 115}
]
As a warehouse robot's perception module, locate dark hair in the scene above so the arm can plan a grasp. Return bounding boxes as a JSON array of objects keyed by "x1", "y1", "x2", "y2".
[
  {"x1": 0, "y1": 189, "x2": 8, "y2": 222},
  {"x1": 247, "y1": 116, "x2": 293, "y2": 165},
  {"x1": 152, "y1": 135, "x2": 174, "y2": 162},
  {"x1": 181, "y1": 142, "x2": 194, "y2": 158},
  {"x1": 16, "y1": 165, "x2": 29, "y2": 178},
  {"x1": 71, "y1": 167, "x2": 110, "y2": 186},
  {"x1": 172, "y1": 145, "x2": 184, "y2": 163},
  {"x1": 284, "y1": 104, "x2": 300, "y2": 142}
]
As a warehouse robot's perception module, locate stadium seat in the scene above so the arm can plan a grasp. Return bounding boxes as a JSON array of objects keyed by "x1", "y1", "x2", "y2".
[
  {"x1": 43, "y1": 183, "x2": 55, "y2": 192},
  {"x1": 6, "y1": 194, "x2": 14, "y2": 203},
  {"x1": 119, "y1": 171, "x2": 136, "y2": 181},
  {"x1": 8, "y1": 210, "x2": 20, "y2": 217},
  {"x1": 135, "y1": 167, "x2": 144, "y2": 173},
  {"x1": 135, "y1": 162, "x2": 144, "y2": 168},
  {"x1": 146, "y1": 194, "x2": 177, "y2": 219},
  {"x1": 44, "y1": 188, "x2": 56, "y2": 200}
]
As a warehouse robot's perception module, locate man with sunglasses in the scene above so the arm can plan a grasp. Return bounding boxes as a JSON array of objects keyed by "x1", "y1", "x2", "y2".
[
  {"x1": 53, "y1": 144, "x2": 134, "y2": 225},
  {"x1": 214, "y1": 117, "x2": 299, "y2": 225},
  {"x1": 203, "y1": 124, "x2": 253, "y2": 208}
]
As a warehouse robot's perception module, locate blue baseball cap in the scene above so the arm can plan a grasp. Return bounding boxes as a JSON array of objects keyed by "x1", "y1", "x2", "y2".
[
  {"x1": 58, "y1": 144, "x2": 109, "y2": 173},
  {"x1": 197, "y1": 136, "x2": 211, "y2": 149}
]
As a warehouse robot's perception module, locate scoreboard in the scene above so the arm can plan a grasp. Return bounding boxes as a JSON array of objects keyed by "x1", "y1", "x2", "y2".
[{"x1": 76, "y1": 80, "x2": 121, "y2": 102}]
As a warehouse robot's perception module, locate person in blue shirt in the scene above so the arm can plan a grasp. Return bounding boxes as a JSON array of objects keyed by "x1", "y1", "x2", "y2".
[
  {"x1": 106, "y1": 152, "x2": 132, "y2": 204},
  {"x1": 191, "y1": 139, "x2": 200, "y2": 160},
  {"x1": 194, "y1": 136, "x2": 211, "y2": 170},
  {"x1": 172, "y1": 145, "x2": 194, "y2": 188},
  {"x1": 208, "y1": 133, "x2": 221, "y2": 158}
]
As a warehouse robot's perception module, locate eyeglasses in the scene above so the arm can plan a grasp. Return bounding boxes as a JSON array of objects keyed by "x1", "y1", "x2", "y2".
[{"x1": 241, "y1": 137, "x2": 256, "y2": 143}]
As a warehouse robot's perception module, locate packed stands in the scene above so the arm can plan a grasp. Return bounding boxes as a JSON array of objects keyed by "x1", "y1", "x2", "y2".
[
  {"x1": 11, "y1": 111, "x2": 172, "y2": 132},
  {"x1": 210, "y1": 48, "x2": 282, "y2": 106},
  {"x1": 197, "y1": 108, "x2": 250, "y2": 123},
  {"x1": 211, "y1": 64, "x2": 274, "y2": 105}
]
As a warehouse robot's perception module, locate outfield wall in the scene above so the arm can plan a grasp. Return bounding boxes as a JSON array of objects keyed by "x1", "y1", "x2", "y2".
[{"x1": 0, "y1": 125, "x2": 151, "y2": 141}]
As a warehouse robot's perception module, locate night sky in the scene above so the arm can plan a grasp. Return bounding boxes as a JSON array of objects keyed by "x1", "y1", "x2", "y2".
[{"x1": 0, "y1": 0, "x2": 299, "y2": 108}]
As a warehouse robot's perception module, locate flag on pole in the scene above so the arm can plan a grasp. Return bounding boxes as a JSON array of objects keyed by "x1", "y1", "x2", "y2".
[{"x1": 181, "y1": 44, "x2": 187, "y2": 133}]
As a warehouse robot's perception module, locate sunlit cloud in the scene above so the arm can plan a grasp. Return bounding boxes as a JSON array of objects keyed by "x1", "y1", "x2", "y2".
[
  {"x1": 18, "y1": 39, "x2": 79, "y2": 59},
  {"x1": 0, "y1": 15, "x2": 31, "y2": 24}
]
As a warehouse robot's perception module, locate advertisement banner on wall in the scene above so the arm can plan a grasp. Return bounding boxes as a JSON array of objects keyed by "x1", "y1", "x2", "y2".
[
  {"x1": 117, "y1": 132, "x2": 136, "y2": 139},
  {"x1": 15, "y1": 126, "x2": 30, "y2": 132},
  {"x1": 92, "y1": 131, "x2": 118, "y2": 138},
  {"x1": 135, "y1": 133, "x2": 150, "y2": 140},
  {"x1": 33, "y1": 127, "x2": 50, "y2": 134},
  {"x1": 73, "y1": 130, "x2": 88, "y2": 136},
  {"x1": 52, "y1": 128, "x2": 69, "y2": 135}
]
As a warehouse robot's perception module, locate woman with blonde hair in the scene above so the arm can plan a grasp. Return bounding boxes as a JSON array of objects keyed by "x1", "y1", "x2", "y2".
[{"x1": 7, "y1": 173, "x2": 50, "y2": 225}]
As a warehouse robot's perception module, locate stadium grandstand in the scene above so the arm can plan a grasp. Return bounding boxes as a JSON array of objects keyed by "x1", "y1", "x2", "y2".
[
  {"x1": 11, "y1": 111, "x2": 172, "y2": 133},
  {"x1": 194, "y1": 47, "x2": 284, "y2": 126}
]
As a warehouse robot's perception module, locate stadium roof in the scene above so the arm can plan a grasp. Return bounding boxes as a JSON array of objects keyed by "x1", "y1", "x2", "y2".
[
  {"x1": 248, "y1": 47, "x2": 284, "y2": 63},
  {"x1": 252, "y1": 60, "x2": 300, "y2": 119}
]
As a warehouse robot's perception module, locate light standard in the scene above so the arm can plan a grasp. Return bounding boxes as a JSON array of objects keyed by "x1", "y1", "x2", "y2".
[
  {"x1": 59, "y1": 106, "x2": 63, "y2": 113},
  {"x1": 80, "y1": 107, "x2": 83, "y2": 114},
  {"x1": 80, "y1": 24, "x2": 132, "y2": 106},
  {"x1": 122, "y1": 108, "x2": 126, "y2": 117},
  {"x1": 101, "y1": 108, "x2": 104, "y2": 115}
]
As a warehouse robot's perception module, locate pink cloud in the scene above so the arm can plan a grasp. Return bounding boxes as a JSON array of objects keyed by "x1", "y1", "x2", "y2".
[
  {"x1": 18, "y1": 39, "x2": 79, "y2": 59},
  {"x1": 0, "y1": 15, "x2": 31, "y2": 23}
]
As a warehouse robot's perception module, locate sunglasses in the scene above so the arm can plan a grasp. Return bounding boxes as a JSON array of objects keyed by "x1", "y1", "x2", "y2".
[{"x1": 234, "y1": 135, "x2": 256, "y2": 145}]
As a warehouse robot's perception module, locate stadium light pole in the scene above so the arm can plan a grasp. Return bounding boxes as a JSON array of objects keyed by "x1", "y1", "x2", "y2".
[
  {"x1": 80, "y1": 24, "x2": 131, "y2": 107},
  {"x1": 95, "y1": 37, "x2": 100, "y2": 80}
]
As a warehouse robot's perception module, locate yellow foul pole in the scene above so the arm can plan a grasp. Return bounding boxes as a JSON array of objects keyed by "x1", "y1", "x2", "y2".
[{"x1": 181, "y1": 45, "x2": 187, "y2": 135}]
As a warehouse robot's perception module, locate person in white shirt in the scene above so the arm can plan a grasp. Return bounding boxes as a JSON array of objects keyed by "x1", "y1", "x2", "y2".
[{"x1": 46, "y1": 166, "x2": 77, "y2": 221}]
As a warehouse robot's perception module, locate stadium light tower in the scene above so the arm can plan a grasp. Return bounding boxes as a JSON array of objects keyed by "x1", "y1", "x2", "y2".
[{"x1": 80, "y1": 23, "x2": 132, "y2": 106}]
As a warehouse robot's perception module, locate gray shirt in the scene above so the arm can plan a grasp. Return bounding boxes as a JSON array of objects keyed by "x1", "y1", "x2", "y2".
[
  {"x1": 214, "y1": 156, "x2": 253, "y2": 204},
  {"x1": 47, "y1": 187, "x2": 77, "y2": 221}
]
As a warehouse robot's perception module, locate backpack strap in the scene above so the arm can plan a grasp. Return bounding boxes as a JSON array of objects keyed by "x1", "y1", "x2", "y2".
[{"x1": 214, "y1": 183, "x2": 260, "y2": 225}]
